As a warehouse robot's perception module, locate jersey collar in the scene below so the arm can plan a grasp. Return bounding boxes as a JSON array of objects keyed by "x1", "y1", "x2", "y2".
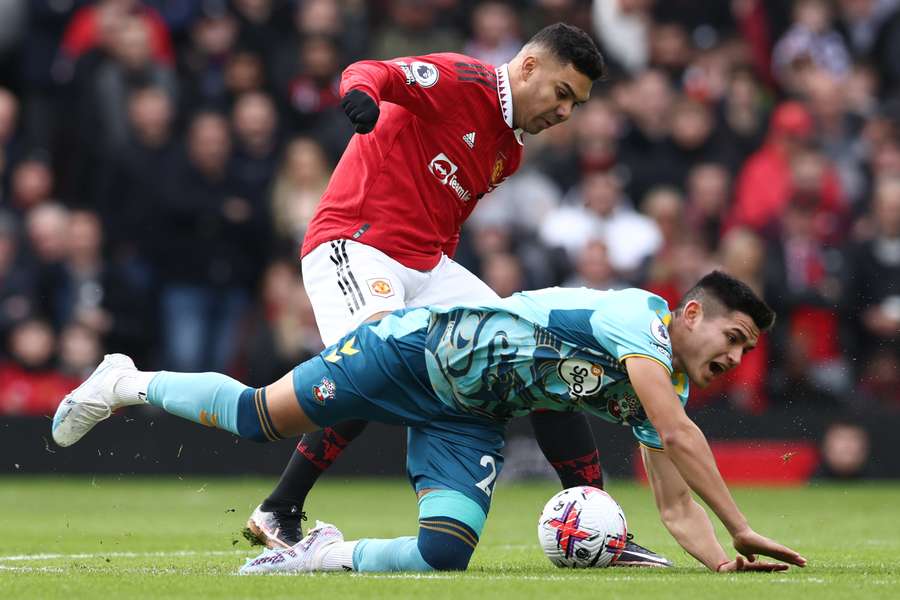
[{"x1": 496, "y1": 63, "x2": 524, "y2": 146}]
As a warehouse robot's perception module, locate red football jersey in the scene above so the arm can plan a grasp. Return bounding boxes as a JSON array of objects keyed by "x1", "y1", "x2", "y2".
[{"x1": 301, "y1": 53, "x2": 524, "y2": 270}]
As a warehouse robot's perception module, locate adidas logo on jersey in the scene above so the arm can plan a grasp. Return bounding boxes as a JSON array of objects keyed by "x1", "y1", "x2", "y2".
[{"x1": 462, "y1": 131, "x2": 476, "y2": 149}]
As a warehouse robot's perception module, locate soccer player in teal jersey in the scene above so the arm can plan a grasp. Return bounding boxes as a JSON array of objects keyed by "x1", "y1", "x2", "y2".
[{"x1": 53, "y1": 271, "x2": 807, "y2": 574}]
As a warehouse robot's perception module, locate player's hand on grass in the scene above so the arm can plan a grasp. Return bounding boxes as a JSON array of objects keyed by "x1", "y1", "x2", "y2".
[
  {"x1": 732, "y1": 528, "x2": 807, "y2": 568},
  {"x1": 342, "y1": 89, "x2": 380, "y2": 134},
  {"x1": 716, "y1": 555, "x2": 789, "y2": 573}
]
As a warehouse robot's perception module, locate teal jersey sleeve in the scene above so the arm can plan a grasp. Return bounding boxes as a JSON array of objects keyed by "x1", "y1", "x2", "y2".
[
  {"x1": 588, "y1": 288, "x2": 675, "y2": 372},
  {"x1": 631, "y1": 371, "x2": 691, "y2": 450}
]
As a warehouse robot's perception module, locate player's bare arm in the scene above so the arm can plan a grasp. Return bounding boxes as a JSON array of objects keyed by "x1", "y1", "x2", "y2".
[
  {"x1": 627, "y1": 356, "x2": 807, "y2": 569},
  {"x1": 641, "y1": 445, "x2": 790, "y2": 572}
]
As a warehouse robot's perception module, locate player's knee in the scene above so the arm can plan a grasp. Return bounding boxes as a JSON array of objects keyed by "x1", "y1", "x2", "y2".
[
  {"x1": 416, "y1": 490, "x2": 487, "y2": 571},
  {"x1": 417, "y1": 517, "x2": 478, "y2": 570}
]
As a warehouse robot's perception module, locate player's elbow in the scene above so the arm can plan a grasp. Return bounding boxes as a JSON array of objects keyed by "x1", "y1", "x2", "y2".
[{"x1": 658, "y1": 420, "x2": 699, "y2": 453}]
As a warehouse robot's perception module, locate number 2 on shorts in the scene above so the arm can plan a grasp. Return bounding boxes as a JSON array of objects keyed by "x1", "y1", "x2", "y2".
[{"x1": 475, "y1": 455, "x2": 497, "y2": 497}]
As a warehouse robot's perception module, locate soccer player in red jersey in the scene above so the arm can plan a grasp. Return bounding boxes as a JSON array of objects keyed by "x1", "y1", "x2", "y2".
[{"x1": 246, "y1": 23, "x2": 667, "y2": 567}]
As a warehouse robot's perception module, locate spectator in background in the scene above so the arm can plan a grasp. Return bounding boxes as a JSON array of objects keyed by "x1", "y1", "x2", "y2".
[
  {"x1": 729, "y1": 101, "x2": 845, "y2": 233},
  {"x1": 685, "y1": 162, "x2": 732, "y2": 252},
  {"x1": 563, "y1": 238, "x2": 626, "y2": 290},
  {"x1": 766, "y1": 194, "x2": 848, "y2": 404},
  {"x1": 58, "y1": 320, "x2": 103, "y2": 381},
  {"x1": 223, "y1": 46, "x2": 267, "y2": 99},
  {"x1": 24, "y1": 202, "x2": 68, "y2": 267},
  {"x1": 842, "y1": 175, "x2": 900, "y2": 404},
  {"x1": 0, "y1": 87, "x2": 21, "y2": 198},
  {"x1": 468, "y1": 168, "x2": 562, "y2": 237},
  {"x1": 239, "y1": 259, "x2": 322, "y2": 388},
  {"x1": 835, "y1": 0, "x2": 900, "y2": 95},
  {"x1": 617, "y1": 69, "x2": 675, "y2": 203},
  {"x1": 804, "y1": 68, "x2": 867, "y2": 206},
  {"x1": 715, "y1": 67, "x2": 769, "y2": 170},
  {"x1": 540, "y1": 170, "x2": 661, "y2": 280},
  {"x1": 230, "y1": 0, "x2": 281, "y2": 66},
  {"x1": 481, "y1": 251, "x2": 526, "y2": 298},
  {"x1": 293, "y1": 0, "x2": 367, "y2": 65},
  {"x1": 814, "y1": 418, "x2": 872, "y2": 479},
  {"x1": 772, "y1": 0, "x2": 852, "y2": 92},
  {"x1": 9, "y1": 156, "x2": 53, "y2": 213},
  {"x1": 647, "y1": 20, "x2": 694, "y2": 81},
  {"x1": 59, "y1": 0, "x2": 174, "y2": 67},
  {"x1": 95, "y1": 15, "x2": 177, "y2": 148},
  {"x1": 35, "y1": 209, "x2": 155, "y2": 366},
  {"x1": 536, "y1": 96, "x2": 620, "y2": 194},
  {"x1": 463, "y1": 1, "x2": 522, "y2": 67},
  {"x1": 230, "y1": 90, "x2": 281, "y2": 208},
  {"x1": 654, "y1": 96, "x2": 734, "y2": 195},
  {"x1": 370, "y1": 0, "x2": 462, "y2": 60},
  {"x1": 156, "y1": 111, "x2": 256, "y2": 373},
  {"x1": 279, "y1": 34, "x2": 352, "y2": 161},
  {"x1": 0, "y1": 211, "x2": 35, "y2": 340},
  {"x1": 177, "y1": 2, "x2": 239, "y2": 114},
  {"x1": 0, "y1": 317, "x2": 77, "y2": 416},
  {"x1": 99, "y1": 85, "x2": 178, "y2": 276},
  {"x1": 268, "y1": 137, "x2": 331, "y2": 256},
  {"x1": 592, "y1": 0, "x2": 652, "y2": 75}
]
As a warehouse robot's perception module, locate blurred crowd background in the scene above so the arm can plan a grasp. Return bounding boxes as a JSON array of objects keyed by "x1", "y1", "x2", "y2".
[{"x1": 0, "y1": 0, "x2": 896, "y2": 459}]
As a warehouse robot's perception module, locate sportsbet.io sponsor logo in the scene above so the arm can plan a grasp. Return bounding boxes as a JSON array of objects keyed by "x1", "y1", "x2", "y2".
[
  {"x1": 557, "y1": 358, "x2": 603, "y2": 397},
  {"x1": 428, "y1": 153, "x2": 472, "y2": 201}
]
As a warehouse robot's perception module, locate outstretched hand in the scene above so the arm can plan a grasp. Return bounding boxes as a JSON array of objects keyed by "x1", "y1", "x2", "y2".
[
  {"x1": 717, "y1": 555, "x2": 789, "y2": 573},
  {"x1": 732, "y1": 528, "x2": 807, "y2": 568}
]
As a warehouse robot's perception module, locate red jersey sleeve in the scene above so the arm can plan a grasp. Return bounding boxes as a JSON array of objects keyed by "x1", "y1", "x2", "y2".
[{"x1": 339, "y1": 54, "x2": 495, "y2": 123}]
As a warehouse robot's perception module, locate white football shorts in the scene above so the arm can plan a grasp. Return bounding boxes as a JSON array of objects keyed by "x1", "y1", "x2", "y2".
[{"x1": 301, "y1": 239, "x2": 500, "y2": 346}]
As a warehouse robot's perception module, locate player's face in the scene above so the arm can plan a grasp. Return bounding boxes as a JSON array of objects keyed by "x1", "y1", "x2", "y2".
[
  {"x1": 675, "y1": 304, "x2": 760, "y2": 388},
  {"x1": 518, "y1": 55, "x2": 592, "y2": 134}
]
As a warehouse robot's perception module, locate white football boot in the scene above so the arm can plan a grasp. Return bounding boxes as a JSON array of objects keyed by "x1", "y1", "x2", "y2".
[
  {"x1": 245, "y1": 504, "x2": 305, "y2": 548},
  {"x1": 239, "y1": 521, "x2": 344, "y2": 575},
  {"x1": 52, "y1": 353, "x2": 143, "y2": 447}
]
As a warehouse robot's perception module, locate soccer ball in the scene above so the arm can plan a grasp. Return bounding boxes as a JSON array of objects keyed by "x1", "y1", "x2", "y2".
[{"x1": 537, "y1": 486, "x2": 628, "y2": 568}]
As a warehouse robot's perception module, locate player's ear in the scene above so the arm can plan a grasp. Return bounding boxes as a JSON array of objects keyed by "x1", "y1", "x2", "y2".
[
  {"x1": 520, "y1": 54, "x2": 537, "y2": 81},
  {"x1": 681, "y1": 300, "x2": 703, "y2": 330}
]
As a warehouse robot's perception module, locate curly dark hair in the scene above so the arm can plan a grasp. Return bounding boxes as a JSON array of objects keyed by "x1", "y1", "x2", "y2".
[
  {"x1": 526, "y1": 23, "x2": 606, "y2": 81},
  {"x1": 678, "y1": 270, "x2": 776, "y2": 332}
]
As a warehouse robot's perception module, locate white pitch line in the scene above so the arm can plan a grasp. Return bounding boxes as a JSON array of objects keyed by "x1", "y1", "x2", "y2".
[
  {"x1": 0, "y1": 550, "x2": 249, "y2": 562},
  {"x1": 0, "y1": 565, "x2": 65, "y2": 573}
]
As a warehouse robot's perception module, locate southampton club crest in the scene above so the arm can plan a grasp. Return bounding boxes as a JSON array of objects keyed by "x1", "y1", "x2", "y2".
[{"x1": 312, "y1": 377, "x2": 336, "y2": 405}]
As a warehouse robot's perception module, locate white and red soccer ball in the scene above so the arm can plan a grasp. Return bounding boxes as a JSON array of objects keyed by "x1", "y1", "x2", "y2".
[{"x1": 537, "y1": 486, "x2": 628, "y2": 568}]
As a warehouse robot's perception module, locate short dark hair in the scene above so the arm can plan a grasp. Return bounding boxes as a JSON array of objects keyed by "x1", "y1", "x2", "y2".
[
  {"x1": 527, "y1": 23, "x2": 606, "y2": 81},
  {"x1": 677, "y1": 271, "x2": 776, "y2": 332}
]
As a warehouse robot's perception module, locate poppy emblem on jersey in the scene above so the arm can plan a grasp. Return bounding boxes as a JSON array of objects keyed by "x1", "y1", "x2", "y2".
[
  {"x1": 547, "y1": 501, "x2": 593, "y2": 559},
  {"x1": 557, "y1": 358, "x2": 603, "y2": 398},
  {"x1": 367, "y1": 278, "x2": 394, "y2": 298},
  {"x1": 411, "y1": 61, "x2": 439, "y2": 87},
  {"x1": 312, "y1": 377, "x2": 336, "y2": 405}
]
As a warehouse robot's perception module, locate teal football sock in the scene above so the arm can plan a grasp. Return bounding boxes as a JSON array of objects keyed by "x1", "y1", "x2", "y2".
[
  {"x1": 146, "y1": 372, "x2": 282, "y2": 442},
  {"x1": 352, "y1": 536, "x2": 433, "y2": 572}
]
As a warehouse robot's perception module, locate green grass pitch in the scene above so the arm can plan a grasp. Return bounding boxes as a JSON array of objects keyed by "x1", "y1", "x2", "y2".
[{"x1": 1, "y1": 477, "x2": 898, "y2": 599}]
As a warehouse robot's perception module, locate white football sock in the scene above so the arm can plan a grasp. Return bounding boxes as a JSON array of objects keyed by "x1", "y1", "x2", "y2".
[
  {"x1": 316, "y1": 540, "x2": 359, "y2": 572},
  {"x1": 113, "y1": 371, "x2": 157, "y2": 405}
]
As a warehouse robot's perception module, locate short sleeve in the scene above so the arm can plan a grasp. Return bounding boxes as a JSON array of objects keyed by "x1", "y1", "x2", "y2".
[{"x1": 589, "y1": 290, "x2": 675, "y2": 373}]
